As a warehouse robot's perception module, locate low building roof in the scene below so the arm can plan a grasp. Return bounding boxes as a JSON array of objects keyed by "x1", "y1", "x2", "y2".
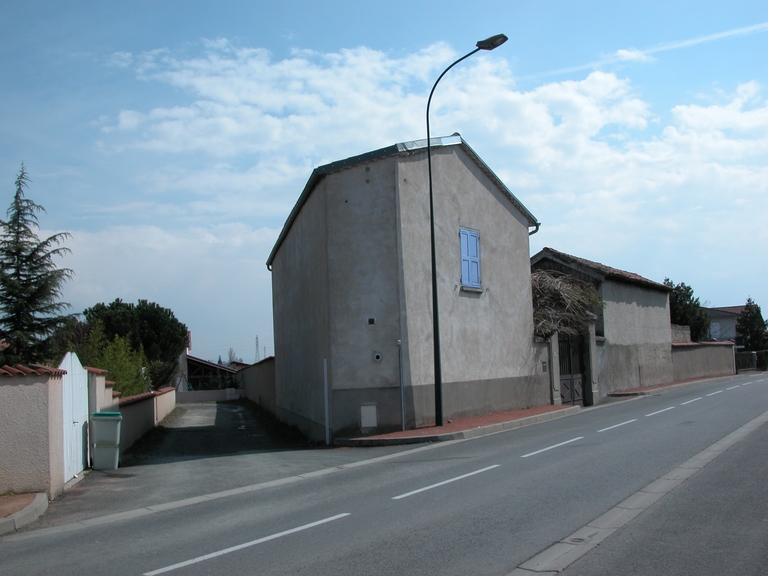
[
  {"x1": 266, "y1": 134, "x2": 540, "y2": 268},
  {"x1": 186, "y1": 354, "x2": 237, "y2": 374},
  {"x1": 531, "y1": 247, "x2": 669, "y2": 292},
  {"x1": 708, "y1": 306, "x2": 745, "y2": 317}
]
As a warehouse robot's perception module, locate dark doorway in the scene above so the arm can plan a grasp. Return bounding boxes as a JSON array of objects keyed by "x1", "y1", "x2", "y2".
[{"x1": 559, "y1": 335, "x2": 585, "y2": 406}]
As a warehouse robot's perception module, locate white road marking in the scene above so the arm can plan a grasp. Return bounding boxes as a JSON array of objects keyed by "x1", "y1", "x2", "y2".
[
  {"x1": 727, "y1": 385, "x2": 740, "y2": 390},
  {"x1": 707, "y1": 390, "x2": 724, "y2": 396},
  {"x1": 521, "y1": 437, "x2": 583, "y2": 458},
  {"x1": 681, "y1": 397, "x2": 702, "y2": 405},
  {"x1": 646, "y1": 407, "x2": 675, "y2": 417},
  {"x1": 598, "y1": 419, "x2": 637, "y2": 432},
  {"x1": 143, "y1": 513, "x2": 351, "y2": 575},
  {"x1": 392, "y1": 465, "x2": 500, "y2": 500}
]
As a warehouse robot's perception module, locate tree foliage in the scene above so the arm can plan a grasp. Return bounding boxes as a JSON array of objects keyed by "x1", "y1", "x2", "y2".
[
  {"x1": 82, "y1": 321, "x2": 151, "y2": 397},
  {"x1": 0, "y1": 164, "x2": 72, "y2": 364},
  {"x1": 736, "y1": 297, "x2": 767, "y2": 351},
  {"x1": 531, "y1": 270, "x2": 604, "y2": 338},
  {"x1": 663, "y1": 278, "x2": 710, "y2": 342},
  {"x1": 83, "y1": 298, "x2": 188, "y2": 388}
]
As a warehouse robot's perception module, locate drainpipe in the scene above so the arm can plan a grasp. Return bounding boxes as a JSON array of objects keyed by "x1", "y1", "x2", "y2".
[
  {"x1": 397, "y1": 339, "x2": 405, "y2": 431},
  {"x1": 529, "y1": 223, "x2": 541, "y2": 236}
]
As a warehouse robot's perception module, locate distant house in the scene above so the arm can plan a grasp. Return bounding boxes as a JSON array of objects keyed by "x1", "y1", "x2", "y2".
[
  {"x1": 706, "y1": 306, "x2": 744, "y2": 342},
  {"x1": 267, "y1": 135, "x2": 549, "y2": 440},
  {"x1": 531, "y1": 248, "x2": 673, "y2": 399}
]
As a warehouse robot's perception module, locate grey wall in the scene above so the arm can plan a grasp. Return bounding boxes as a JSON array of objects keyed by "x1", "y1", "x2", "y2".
[
  {"x1": 241, "y1": 357, "x2": 276, "y2": 415},
  {"x1": 671, "y1": 324, "x2": 691, "y2": 343},
  {"x1": 397, "y1": 147, "x2": 544, "y2": 425},
  {"x1": 325, "y1": 157, "x2": 403, "y2": 437},
  {"x1": 672, "y1": 343, "x2": 735, "y2": 381},
  {"x1": 598, "y1": 280, "x2": 673, "y2": 395},
  {"x1": 271, "y1": 177, "x2": 331, "y2": 439}
]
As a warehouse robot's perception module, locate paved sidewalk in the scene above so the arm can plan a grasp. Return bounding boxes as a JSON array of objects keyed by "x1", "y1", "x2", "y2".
[
  {"x1": 335, "y1": 404, "x2": 582, "y2": 446},
  {"x1": 0, "y1": 493, "x2": 47, "y2": 536}
]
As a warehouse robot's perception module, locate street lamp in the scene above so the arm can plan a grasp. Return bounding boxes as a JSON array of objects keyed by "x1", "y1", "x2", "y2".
[{"x1": 426, "y1": 34, "x2": 508, "y2": 427}]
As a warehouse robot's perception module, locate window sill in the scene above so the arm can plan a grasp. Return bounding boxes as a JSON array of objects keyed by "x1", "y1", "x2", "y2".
[{"x1": 460, "y1": 285, "x2": 483, "y2": 294}]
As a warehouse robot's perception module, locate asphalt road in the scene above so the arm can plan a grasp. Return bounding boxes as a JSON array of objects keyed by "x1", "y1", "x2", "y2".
[
  {"x1": 560, "y1": 405, "x2": 768, "y2": 576},
  {"x1": 2, "y1": 373, "x2": 767, "y2": 575}
]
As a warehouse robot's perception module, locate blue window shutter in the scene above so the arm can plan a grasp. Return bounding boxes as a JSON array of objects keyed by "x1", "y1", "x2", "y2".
[{"x1": 460, "y1": 229, "x2": 481, "y2": 288}]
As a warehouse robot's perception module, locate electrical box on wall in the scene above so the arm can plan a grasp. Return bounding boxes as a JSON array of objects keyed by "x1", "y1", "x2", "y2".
[{"x1": 361, "y1": 403, "x2": 377, "y2": 429}]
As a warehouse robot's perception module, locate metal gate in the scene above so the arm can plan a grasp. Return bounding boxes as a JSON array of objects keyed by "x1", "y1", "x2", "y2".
[
  {"x1": 61, "y1": 352, "x2": 89, "y2": 482},
  {"x1": 559, "y1": 335, "x2": 584, "y2": 406}
]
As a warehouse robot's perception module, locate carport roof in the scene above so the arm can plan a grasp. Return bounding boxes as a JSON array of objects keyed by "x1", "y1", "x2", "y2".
[{"x1": 266, "y1": 134, "x2": 540, "y2": 268}]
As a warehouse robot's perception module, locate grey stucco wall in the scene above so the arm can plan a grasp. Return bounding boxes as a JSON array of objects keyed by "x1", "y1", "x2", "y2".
[
  {"x1": 241, "y1": 357, "x2": 276, "y2": 415},
  {"x1": 598, "y1": 280, "x2": 673, "y2": 394},
  {"x1": 324, "y1": 157, "x2": 403, "y2": 436},
  {"x1": 0, "y1": 375, "x2": 64, "y2": 499},
  {"x1": 396, "y1": 147, "x2": 543, "y2": 426},
  {"x1": 672, "y1": 343, "x2": 735, "y2": 381},
  {"x1": 119, "y1": 396, "x2": 154, "y2": 455},
  {"x1": 271, "y1": 177, "x2": 331, "y2": 439}
]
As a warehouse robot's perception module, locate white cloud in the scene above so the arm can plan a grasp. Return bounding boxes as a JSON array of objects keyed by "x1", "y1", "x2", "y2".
[
  {"x1": 106, "y1": 51, "x2": 133, "y2": 68},
  {"x1": 85, "y1": 40, "x2": 768, "y2": 356},
  {"x1": 614, "y1": 48, "x2": 653, "y2": 62}
]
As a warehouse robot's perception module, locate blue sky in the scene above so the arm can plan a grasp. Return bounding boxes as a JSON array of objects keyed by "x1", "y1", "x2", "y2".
[{"x1": 2, "y1": 1, "x2": 767, "y2": 363}]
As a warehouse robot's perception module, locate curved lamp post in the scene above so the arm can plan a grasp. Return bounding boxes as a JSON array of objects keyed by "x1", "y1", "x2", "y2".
[{"x1": 427, "y1": 34, "x2": 508, "y2": 426}]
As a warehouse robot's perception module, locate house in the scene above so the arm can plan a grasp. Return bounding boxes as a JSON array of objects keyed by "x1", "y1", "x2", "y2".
[
  {"x1": 267, "y1": 134, "x2": 549, "y2": 440},
  {"x1": 706, "y1": 306, "x2": 744, "y2": 341},
  {"x1": 531, "y1": 248, "x2": 673, "y2": 398}
]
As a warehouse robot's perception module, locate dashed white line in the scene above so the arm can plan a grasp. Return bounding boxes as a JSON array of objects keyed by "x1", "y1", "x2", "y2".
[
  {"x1": 727, "y1": 385, "x2": 741, "y2": 390},
  {"x1": 681, "y1": 397, "x2": 702, "y2": 405},
  {"x1": 143, "y1": 513, "x2": 351, "y2": 575},
  {"x1": 707, "y1": 390, "x2": 724, "y2": 397},
  {"x1": 646, "y1": 407, "x2": 675, "y2": 417},
  {"x1": 392, "y1": 465, "x2": 500, "y2": 500},
  {"x1": 598, "y1": 419, "x2": 637, "y2": 432},
  {"x1": 521, "y1": 437, "x2": 583, "y2": 458}
]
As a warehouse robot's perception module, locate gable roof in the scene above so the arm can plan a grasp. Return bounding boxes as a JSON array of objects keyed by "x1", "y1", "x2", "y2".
[
  {"x1": 266, "y1": 134, "x2": 540, "y2": 268},
  {"x1": 708, "y1": 306, "x2": 745, "y2": 317},
  {"x1": 531, "y1": 247, "x2": 669, "y2": 292}
]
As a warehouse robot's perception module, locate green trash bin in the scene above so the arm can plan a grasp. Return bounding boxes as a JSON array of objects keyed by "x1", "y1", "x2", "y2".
[{"x1": 91, "y1": 412, "x2": 122, "y2": 470}]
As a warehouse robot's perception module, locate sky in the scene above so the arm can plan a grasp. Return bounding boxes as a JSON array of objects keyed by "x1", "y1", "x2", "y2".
[{"x1": 1, "y1": 1, "x2": 767, "y2": 363}]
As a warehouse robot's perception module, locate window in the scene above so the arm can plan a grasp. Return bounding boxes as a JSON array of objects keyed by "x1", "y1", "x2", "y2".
[{"x1": 460, "y1": 228, "x2": 481, "y2": 288}]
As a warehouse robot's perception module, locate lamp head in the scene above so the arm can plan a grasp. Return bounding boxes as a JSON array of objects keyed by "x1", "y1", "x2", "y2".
[{"x1": 476, "y1": 34, "x2": 508, "y2": 50}]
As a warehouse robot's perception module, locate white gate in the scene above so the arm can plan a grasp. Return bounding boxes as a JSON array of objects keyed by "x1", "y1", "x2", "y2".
[{"x1": 61, "y1": 352, "x2": 89, "y2": 482}]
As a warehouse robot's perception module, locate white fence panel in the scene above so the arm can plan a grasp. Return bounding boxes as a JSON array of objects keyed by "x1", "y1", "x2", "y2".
[{"x1": 60, "y1": 352, "x2": 89, "y2": 481}]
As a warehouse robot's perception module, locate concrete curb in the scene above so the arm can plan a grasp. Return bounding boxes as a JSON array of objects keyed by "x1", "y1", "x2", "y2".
[
  {"x1": 0, "y1": 493, "x2": 48, "y2": 536},
  {"x1": 334, "y1": 406, "x2": 582, "y2": 447}
]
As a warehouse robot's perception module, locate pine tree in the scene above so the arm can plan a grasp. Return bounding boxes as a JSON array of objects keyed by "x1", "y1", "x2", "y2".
[
  {"x1": 0, "y1": 164, "x2": 73, "y2": 363},
  {"x1": 736, "y1": 297, "x2": 767, "y2": 351}
]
